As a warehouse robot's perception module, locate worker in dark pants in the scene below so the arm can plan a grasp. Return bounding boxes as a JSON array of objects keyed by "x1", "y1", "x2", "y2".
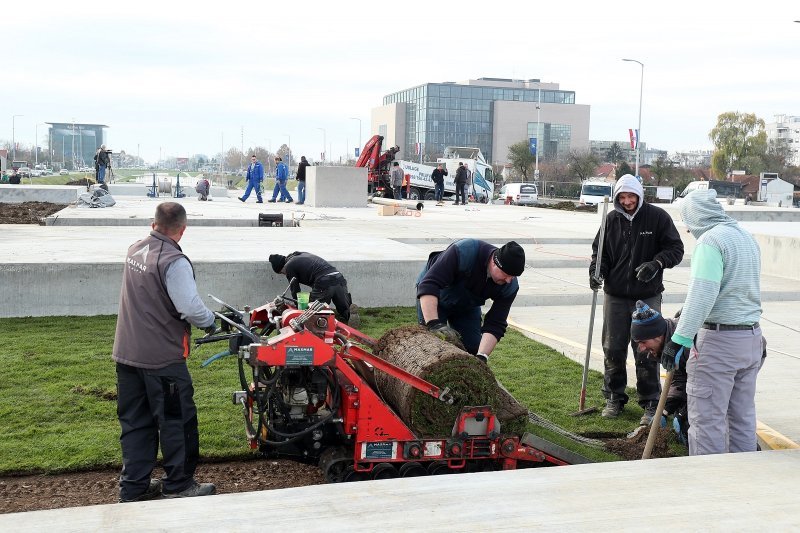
[
  {"x1": 113, "y1": 202, "x2": 217, "y2": 503},
  {"x1": 269, "y1": 252, "x2": 360, "y2": 327},
  {"x1": 416, "y1": 239, "x2": 525, "y2": 363},
  {"x1": 590, "y1": 174, "x2": 684, "y2": 424}
]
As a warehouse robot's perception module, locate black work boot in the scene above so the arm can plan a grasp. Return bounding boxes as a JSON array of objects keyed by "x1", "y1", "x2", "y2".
[
  {"x1": 163, "y1": 481, "x2": 217, "y2": 499},
  {"x1": 640, "y1": 402, "x2": 659, "y2": 426},
  {"x1": 601, "y1": 399, "x2": 624, "y2": 418},
  {"x1": 119, "y1": 479, "x2": 163, "y2": 503}
]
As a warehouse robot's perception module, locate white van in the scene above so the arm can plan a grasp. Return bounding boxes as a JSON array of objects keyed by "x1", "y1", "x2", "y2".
[
  {"x1": 579, "y1": 180, "x2": 614, "y2": 206},
  {"x1": 673, "y1": 180, "x2": 744, "y2": 204},
  {"x1": 498, "y1": 183, "x2": 539, "y2": 205}
]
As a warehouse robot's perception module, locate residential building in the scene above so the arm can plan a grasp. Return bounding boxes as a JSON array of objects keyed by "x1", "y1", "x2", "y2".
[
  {"x1": 589, "y1": 139, "x2": 666, "y2": 166},
  {"x1": 372, "y1": 78, "x2": 590, "y2": 165},
  {"x1": 765, "y1": 114, "x2": 800, "y2": 167}
]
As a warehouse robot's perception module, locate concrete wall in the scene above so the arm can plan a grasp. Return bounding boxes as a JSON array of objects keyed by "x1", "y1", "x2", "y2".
[
  {"x1": 306, "y1": 166, "x2": 368, "y2": 208},
  {"x1": 0, "y1": 260, "x2": 421, "y2": 318},
  {"x1": 0, "y1": 184, "x2": 80, "y2": 204}
]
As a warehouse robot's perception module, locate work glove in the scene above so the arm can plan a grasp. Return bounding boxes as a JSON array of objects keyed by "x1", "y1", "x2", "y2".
[
  {"x1": 425, "y1": 319, "x2": 462, "y2": 346},
  {"x1": 589, "y1": 275, "x2": 603, "y2": 291},
  {"x1": 635, "y1": 260, "x2": 662, "y2": 283},
  {"x1": 203, "y1": 324, "x2": 219, "y2": 336},
  {"x1": 661, "y1": 340, "x2": 688, "y2": 372},
  {"x1": 475, "y1": 353, "x2": 489, "y2": 364}
]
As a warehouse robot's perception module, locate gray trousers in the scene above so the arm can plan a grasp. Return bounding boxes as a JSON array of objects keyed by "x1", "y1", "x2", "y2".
[
  {"x1": 686, "y1": 327, "x2": 763, "y2": 455},
  {"x1": 601, "y1": 293, "x2": 662, "y2": 407},
  {"x1": 116, "y1": 361, "x2": 199, "y2": 500}
]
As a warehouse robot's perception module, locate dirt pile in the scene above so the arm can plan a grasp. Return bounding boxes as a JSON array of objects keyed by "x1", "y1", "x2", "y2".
[
  {"x1": 603, "y1": 426, "x2": 675, "y2": 460},
  {"x1": 0, "y1": 202, "x2": 66, "y2": 225}
]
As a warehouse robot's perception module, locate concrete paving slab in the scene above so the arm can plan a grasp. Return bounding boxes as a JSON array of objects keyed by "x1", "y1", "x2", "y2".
[{"x1": 2, "y1": 450, "x2": 798, "y2": 531}]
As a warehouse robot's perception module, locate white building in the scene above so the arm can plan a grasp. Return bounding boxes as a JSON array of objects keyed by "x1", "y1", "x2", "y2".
[{"x1": 765, "y1": 114, "x2": 800, "y2": 167}]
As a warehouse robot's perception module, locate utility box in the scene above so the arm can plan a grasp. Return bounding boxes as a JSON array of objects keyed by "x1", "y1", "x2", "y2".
[{"x1": 258, "y1": 213, "x2": 284, "y2": 227}]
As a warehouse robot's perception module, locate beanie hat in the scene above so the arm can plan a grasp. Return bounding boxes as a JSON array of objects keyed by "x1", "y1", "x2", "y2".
[
  {"x1": 630, "y1": 300, "x2": 667, "y2": 341},
  {"x1": 493, "y1": 241, "x2": 525, "y2": 276},
  {"x1": 269, "y1": 254, "x2": 286, "y2": 273}
]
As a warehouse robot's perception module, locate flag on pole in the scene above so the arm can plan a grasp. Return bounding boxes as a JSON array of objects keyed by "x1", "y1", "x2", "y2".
[
  {"x1": 628, "y1": 129, "x2": 636, "y2": 150},
  {"x1": 415, "y1": 143, "x2": 421, "y2": 155}
]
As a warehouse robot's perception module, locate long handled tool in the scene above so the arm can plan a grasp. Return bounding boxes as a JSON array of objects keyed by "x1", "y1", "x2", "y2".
[
  {"x1": 642, "y1": 369, "x2": 674, "y2": 459},
  {"x1": 572, "y1": 196, "x2": 609, "y2": 416}
]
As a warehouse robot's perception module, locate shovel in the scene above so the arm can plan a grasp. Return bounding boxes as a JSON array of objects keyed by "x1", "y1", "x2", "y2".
[
  {"x1": 641, "y1": 369, "x2": 674, "y2": 459},
  {"x1": 572, "y1": 196, "x2": 609, "y2": 416}
]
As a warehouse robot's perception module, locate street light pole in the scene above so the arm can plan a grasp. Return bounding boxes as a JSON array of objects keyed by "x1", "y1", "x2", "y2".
[
  {"x1": 534, "y1": 87, "x2": 541, "y2": 181},
  {"x1": 622, "y1": 58, "x2": 644, "y2": 177},
  {"x1": 35, "y1": 123, "x2": 46, "y2": 166},
  {"x1": 12, "y1": 114, "x2": 24, "y2": 161},
  {"x1": 350, "y1": 117, "x2": 361, "y2": 157}
]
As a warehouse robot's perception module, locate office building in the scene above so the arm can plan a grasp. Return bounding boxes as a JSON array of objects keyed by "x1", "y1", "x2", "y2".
[
  {"x1": 372, "y1": 78, "x2": 590, "y2": 164},
  {"x1": 46, "y1": 122, "x2": 108, "y2": 169}
]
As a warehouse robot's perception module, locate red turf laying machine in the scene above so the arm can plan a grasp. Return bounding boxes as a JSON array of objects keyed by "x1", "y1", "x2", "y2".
[{"x1": 197, "y1": 288, "x2": 585, "y2": 482}]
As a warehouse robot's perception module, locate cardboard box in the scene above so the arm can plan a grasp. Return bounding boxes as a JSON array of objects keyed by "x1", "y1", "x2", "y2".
[{"x1": 376, "y1": 205, "x2": 397, "y2": 216}]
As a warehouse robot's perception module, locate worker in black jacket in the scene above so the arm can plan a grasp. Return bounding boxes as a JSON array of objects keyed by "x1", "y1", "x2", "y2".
[
  {"x1": 269, "y1": 252, "x2": 359, "y2": 326},
  {"x1": 416, "y1": 239, "x2": 525, "y2": 363},
  {"x1": 589, "y1": 174, "x2": 684, "y2": 423},
  {"x1": 431, "y1": 164, "x2": 448, "y2": 205}
]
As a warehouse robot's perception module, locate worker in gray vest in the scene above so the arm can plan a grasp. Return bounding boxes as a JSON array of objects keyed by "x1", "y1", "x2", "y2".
[{"x1": 113, "y1": 202, "x2": 217, "y2": 502}]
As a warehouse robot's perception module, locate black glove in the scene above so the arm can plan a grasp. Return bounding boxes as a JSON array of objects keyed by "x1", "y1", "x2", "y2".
[
  {"x1": 203, "y1": 324, "x2": 218, "y2": 335},
  {"x1": 475, "y1": 353, "x2": 489, "y2": 364},
  {"x1": 426, "y1": 319, "x2": 462, "y2": 345},
  {"x1": 589, "y1": 275, "x2": 603, "y2": 291},
  {"x1": 635, "y1": 260, "x2": 662, "y2": 283},
  {"x1": 661, "y1": 340, "x2": 687, "y2": 372}
]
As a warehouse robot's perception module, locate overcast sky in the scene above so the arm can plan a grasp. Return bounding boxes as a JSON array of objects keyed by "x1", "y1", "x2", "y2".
[{"x1": 4, "y1": 0, "x2": 798, "y2": 164}]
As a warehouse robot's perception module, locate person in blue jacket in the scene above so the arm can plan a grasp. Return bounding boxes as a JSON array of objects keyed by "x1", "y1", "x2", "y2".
[
  {"x1": 239, "y1": 154, "x2": 264, "y2": 203},
  {"x1": 416, "y1": 239, "x2": 525, "y2": 363},
  {"x1": 269, "y1": 157, "x2": 293, "y2": 203}
]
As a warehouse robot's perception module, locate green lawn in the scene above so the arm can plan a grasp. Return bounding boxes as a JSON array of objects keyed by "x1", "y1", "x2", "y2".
[{"x1": 0, "y1": 308, "x2": 677, "y2": 474}]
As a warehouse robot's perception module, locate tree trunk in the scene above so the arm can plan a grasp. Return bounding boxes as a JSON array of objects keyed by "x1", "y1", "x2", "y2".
[{"x1": 373, "y1": 326, "x2": 528, "y2": 437}]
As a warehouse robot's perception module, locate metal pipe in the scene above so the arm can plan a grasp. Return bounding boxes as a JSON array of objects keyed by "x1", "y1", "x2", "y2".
[{"x1": 370, "y1": 196, "x2": 424, "y2": 211}]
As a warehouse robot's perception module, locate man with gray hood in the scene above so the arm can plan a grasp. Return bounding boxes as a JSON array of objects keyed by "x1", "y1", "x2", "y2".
[
  {"x1": 590, "y1": 174, "x2": 684, "y2": 423},
  {"x1": 664, "y1": 189, "x2": 762, "y2": 455}
]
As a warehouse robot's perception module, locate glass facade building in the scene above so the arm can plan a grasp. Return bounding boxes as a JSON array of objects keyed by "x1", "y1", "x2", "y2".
[
  {"x1": 383, "y1": 79, "x2": 576, "y2": 163},
  {"x1": 46, "y1": 123, "x2": 107, "y2": 169}
]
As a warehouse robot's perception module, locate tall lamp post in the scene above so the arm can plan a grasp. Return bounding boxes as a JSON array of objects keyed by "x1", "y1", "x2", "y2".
[
  {"x1": 622, "y1": 58, "x2": 644, "y2": 177},
  {"x1": 35, "y1": 123, "x2": 46, "y2": 167},
  {"x1": 12, "y1": 114, "x2": 24, "y2": 161},
  {"x1": 349, "y1": 117, "x2": 362, "y2": 157},
  {"x1": 317, "y1": 128, "x2": 326, "y2": 164},
  {"x1": 534, "y1": 87, "x2": 541, "y2": 181}
]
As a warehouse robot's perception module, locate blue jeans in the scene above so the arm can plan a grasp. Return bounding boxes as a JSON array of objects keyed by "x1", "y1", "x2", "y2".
[
  {"x1": 98, "y1": 165, "x2": 106, "y2": 183},
  {"x1": 272, "y1": 179, "x2": 292, "y2": 201},
  {"x1": 434, "y1": 182, "x2": 444, "y2": 201},
  {"x1": 297, "y1": 180, "x2": 306, "y2": 204},
  {"x1": 241, "y1": 180, "x2": 262, "y2": 201}
]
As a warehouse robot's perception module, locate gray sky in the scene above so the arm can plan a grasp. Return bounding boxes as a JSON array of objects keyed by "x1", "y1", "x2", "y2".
[{"x1": 4, "y1": 0, "x2": 798, "y2": 164}]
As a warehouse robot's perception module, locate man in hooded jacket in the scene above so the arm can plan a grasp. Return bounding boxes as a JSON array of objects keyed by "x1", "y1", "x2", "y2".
[
  {"x1": 665, "y1": 189, "x2": 762, "y2": 455},
  {"x1": 590, "y1": 174, "x2": 684, "y2": 423}
]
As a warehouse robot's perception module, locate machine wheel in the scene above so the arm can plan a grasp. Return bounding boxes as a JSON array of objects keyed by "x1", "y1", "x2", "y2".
[
  {"x1": 398, "y1": 462, "x2": 426, "y2": 478},
  {"x1": 407, "y1": 188, "x2": 421, "y2": 201},
  {"x1": 423, "y1": 190, "x2": 436, "y2": 201},
  {"x1": 427, "y1": 461, "x2": 450, "y2": 476},
  {"x1": 342, "y1": 465, "x2": 368, "y2": 482},
  {"x1": 370, "y1": 463, "x2": 398, "y2": 480}
]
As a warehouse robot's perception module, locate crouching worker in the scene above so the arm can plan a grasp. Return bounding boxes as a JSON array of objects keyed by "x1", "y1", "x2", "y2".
[
  {"x1": 269, "y1": 252, "x2": 360, "y2": 327},
  {"x1": 416, "y1": 239, "x2": 525, "y2": 363},
  {"x1": 630, "y1": 300, "x2": 767, "y2": 444},
  {"x1": 113, "y1": 202, "x2": 217, "y2": 502},
  {"x1": 195, "y1": 178, "x2": 210, "y2": 201}
]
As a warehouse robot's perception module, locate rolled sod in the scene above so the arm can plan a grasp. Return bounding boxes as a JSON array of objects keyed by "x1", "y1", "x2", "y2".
[{"x1": 373, "y1": 325, "x2": 528, "y2": 437}]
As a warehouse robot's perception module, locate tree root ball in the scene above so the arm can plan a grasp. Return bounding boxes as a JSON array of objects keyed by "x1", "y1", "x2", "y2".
[{"x1": 373, "y1": 326, "x2": 528, "y2": 437}]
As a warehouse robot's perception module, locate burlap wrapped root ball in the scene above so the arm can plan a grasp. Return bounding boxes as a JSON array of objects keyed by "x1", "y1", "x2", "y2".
[{"x1": 373, "y1": 325, "x2": 528, "y2": 437}]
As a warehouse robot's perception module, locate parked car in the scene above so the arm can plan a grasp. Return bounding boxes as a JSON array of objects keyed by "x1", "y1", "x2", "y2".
[
  {"x1": 498, "y1": 183, "x2": 539, "y2": 205},
  {"x1": 59, "y1": 169, "x2": 70, "y2": 175}
]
